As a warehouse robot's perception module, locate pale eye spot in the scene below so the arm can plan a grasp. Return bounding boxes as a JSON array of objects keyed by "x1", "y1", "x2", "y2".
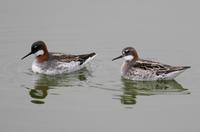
[{"x1": 124, "y1": 49, "x2": 129, "y2": 54}]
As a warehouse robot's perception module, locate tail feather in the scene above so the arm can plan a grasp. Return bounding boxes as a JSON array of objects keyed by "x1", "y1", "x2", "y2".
[
  {"x1": 182, "y1": 66, "x2": 191, "y2": 70},
  {"x1": 79, "y1": 52, "x2": 96, "y2": 65},
  {"x1": 87, "y1": 52, "x2": 96, "y2": 58},
  {"x1": 164, "y1": 66, "x2": 190, "y2": 79},
  {"x1": 174, "y1": 66, "x2": 191, "y2": 72}
]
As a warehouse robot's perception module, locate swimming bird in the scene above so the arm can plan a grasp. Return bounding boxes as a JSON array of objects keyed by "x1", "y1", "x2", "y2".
[
  {"x1": 21, "y1": 41, "x2": 96, "y2": 75},
  {"x1": 112, "y1": 47, "x2": 190, "y2": 81}
]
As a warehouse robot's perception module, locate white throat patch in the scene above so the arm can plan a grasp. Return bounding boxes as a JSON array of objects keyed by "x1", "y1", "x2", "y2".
[
  {"x1": 124, "y1": 55, "x2": 133, "y2": 61},
  {"x1": 35, "y1": 50, "x2": 44, "y2": 56}
]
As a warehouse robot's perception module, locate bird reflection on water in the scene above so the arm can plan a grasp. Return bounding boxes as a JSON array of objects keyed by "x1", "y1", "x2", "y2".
[
  {"x1": 26, "y1": 67, "x2": 190, "y2": 105},
  {"x1": 120, "y1": 79, "x2": 190, "y2": 105},
  {"x1": 27, "y1": 68, "x2": 90, "y2": 104}
]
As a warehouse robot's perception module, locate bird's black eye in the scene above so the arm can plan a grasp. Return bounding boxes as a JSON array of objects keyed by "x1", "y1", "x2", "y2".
[
  {"x1": 123, "y1": 49, "x2": 129, "y2": 55},
  {"x1": 31, "y1": 44, "x2": 41, "y2": 53}
]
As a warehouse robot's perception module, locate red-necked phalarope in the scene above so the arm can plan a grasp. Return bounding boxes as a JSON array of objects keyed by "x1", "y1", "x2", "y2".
[
  {"x1": 112, "y1": 47, "x2": 190, "y2": 81},
  {"x1": 21, "y1": 41, "x2": 96, "y2": 75}
]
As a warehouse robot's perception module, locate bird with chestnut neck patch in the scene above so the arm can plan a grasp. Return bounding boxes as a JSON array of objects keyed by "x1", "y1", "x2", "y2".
[{"x1": 21, "y1": 41, "x2": 96, "y2": 75}]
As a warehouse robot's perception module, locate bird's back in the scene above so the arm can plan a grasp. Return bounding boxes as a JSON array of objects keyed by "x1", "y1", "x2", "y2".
[
  {"x1": 122, "y1": 59, "x2": 190, "y2": 81},
  {"x1": 32, "y1": 52, "x2": 96, "y2": 74}
]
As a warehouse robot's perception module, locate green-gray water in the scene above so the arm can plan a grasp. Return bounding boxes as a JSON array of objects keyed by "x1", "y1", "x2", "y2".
[{"x1": 0, "y1": 0, "x2": 199, "y2": 132}]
